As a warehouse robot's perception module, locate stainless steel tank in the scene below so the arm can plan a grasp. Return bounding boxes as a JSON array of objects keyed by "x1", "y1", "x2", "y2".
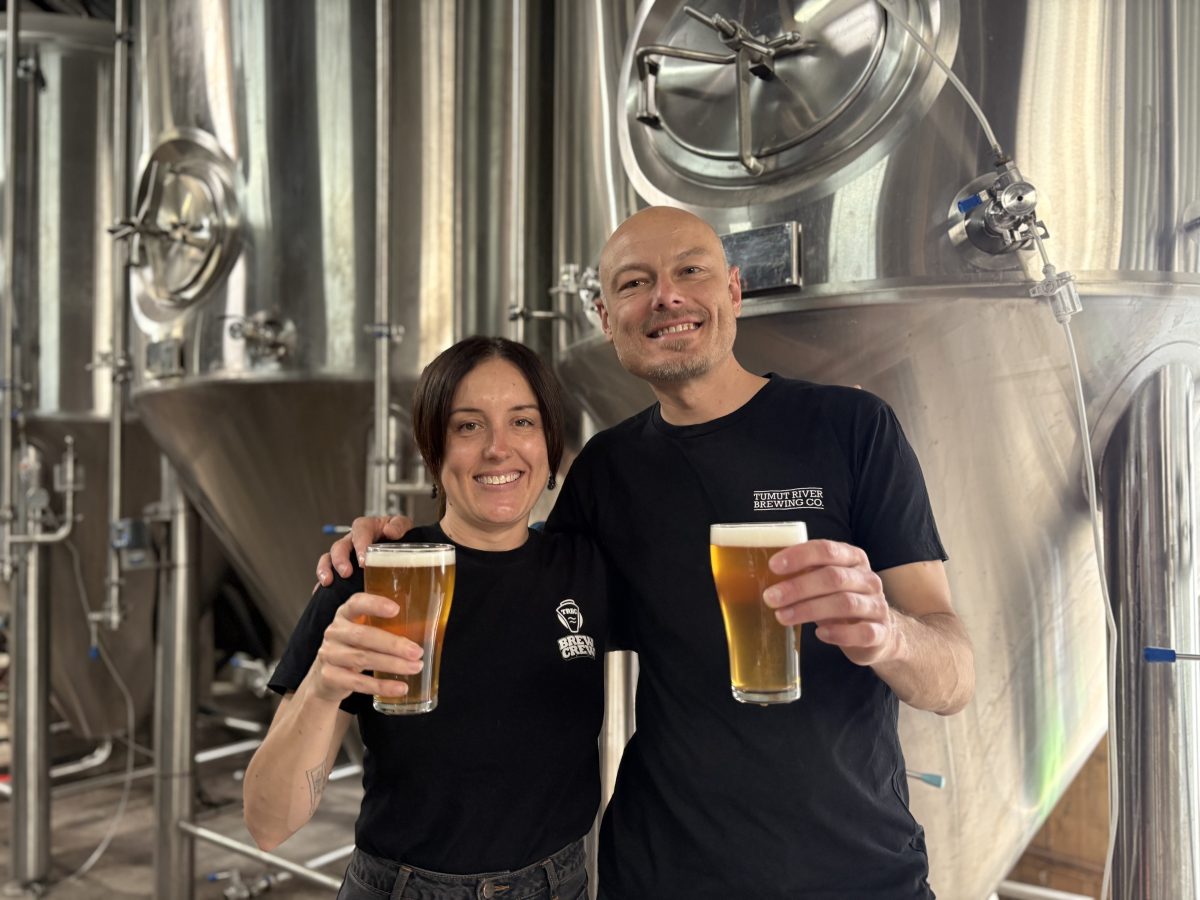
[
  {"x1": 126, "y1": 1, "x2": 454, "y2": 641},
  {"x1": 553, "y1": 0, "x2": 1200, "y2": 896},
  {"x1": 126, "y1": 0, "x2": 549, "y2": 641},
  {"x1": 0, "y1": 13, "x2": 160, "y2": 739}
]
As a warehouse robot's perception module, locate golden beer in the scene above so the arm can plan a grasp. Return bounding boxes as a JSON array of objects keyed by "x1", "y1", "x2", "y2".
[
  {"x1": 710, "y1": 522, "x2": 807, "y2": 704},
  {"x1": 363, "y1": 543, "x2": 456, "y2": 714}
]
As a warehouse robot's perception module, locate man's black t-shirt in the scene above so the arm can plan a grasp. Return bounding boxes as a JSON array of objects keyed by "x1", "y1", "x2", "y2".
[
  {"x1": 548, "y1": 375, "x2": 946, "y2": 900},
  {"x1": 269, "y1": 524, "x2": 608, "y2": 874}
]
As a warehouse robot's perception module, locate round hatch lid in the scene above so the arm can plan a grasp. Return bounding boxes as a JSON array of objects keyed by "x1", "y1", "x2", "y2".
[
  {"x1": 619, "y1": 0, "x2": 959, "y2": 206},
  {"x1": 130, "y1": 128, "x2": 241, "y2": 317}
]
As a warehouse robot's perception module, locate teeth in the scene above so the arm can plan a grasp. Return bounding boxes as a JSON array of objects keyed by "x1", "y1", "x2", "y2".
[
  {"x1": 477, "y1": 472, "x2": 521, "y2": 485},
  {"x1": 652, "y1": 323, "x2": 699, "y2": 338}
]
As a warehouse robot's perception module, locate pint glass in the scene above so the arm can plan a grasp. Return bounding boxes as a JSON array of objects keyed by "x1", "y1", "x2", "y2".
[
  {"x1": 709, "y1": 522, "x2": 807, "y2": 704},
  {"x1": 363, "y1": 543, "x2": 456, "y2": 714}
]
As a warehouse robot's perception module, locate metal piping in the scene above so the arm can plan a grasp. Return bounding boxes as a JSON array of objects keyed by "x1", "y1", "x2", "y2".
[
  {"x1": 1, "y1": 0, "x2": 19, "y2": 582},
  {"x1": 368, "y1": 0, "x2": 393, "y2": 517},
  {"x1": 507, "y1": 0, "x2": 528, "y2": 343},
  {"x1": 102, "y1": 0, "x2": 133, "y2": 630},
  {"x1": 994, "y1": 881, "x2": 1096, "y2": 900},
  {"x1": 153, "y1": 460, "x2": 198, "y2": 899},
  {"x1": 7, "y1": 446, "x2": 50, "y2": 891},
  {"x1": 1101, "y1": 362, "x2": 1200, "y2": 898},
  {"x1": 177, "y1": 822, "x2": 344, "y2": 892}
]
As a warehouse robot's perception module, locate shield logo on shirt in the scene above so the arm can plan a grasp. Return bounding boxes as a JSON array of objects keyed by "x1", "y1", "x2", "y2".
[{"x1": 556, "y1": 599, "x2": 582, "y2": 633}]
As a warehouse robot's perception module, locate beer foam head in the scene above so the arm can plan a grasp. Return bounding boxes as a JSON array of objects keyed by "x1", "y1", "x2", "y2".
[
  {"x1": 710, "y1": 522, "x2": 808, "y2": 547},
  {"x1": 365, "y1": 543, "x2": 456, "y2": 567}
]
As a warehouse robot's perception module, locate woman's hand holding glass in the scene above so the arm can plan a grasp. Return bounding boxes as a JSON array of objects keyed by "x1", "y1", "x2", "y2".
[{"x1": 310, "y1": 591, "x2": 426, "y2": 704}]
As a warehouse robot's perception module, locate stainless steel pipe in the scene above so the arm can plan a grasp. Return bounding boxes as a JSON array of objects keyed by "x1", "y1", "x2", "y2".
[
  {"x1": 369, "y1": 0, "x2": 394, "y2": 517},
  {"x1": 6, "y1": 446, "x2": 50, "y2": 891},
  {"x1": 152, "y1": 460, "x2": 199, "y2": 899},
  {"x1": 0, "y1": 0, "x2": 19, "y2": 583},
  {"x1": 102, "y1": 0, "x2": 133, "y2": 631},
  {"x1": 1102, "y1": 362, "x2": 1200, "y2": 898}
]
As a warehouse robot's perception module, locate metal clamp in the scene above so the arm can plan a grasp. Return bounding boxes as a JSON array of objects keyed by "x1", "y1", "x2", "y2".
[{"x1": 634, "y1": 6, "x2": 815, "y2": 175}]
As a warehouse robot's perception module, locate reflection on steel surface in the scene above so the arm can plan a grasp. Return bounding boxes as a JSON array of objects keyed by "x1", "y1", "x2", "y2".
[
  {"x1": 1102, "y1": 363, "x2": 1200, "y2": 899},
  {"x1": 556, "y1": 0, "x2": 1200, "y2": 896}
]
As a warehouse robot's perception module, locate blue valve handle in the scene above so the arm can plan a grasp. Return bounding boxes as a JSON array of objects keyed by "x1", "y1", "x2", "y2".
[
  {"x1": 322, "y1": 524, "x2": 350, "y2": 535},
  {"x1": 1144, "y1": 646, "x2": 1200, "y2": 663},
  {"x1": 906, "y1": 770, "x2": 945, "y2": 789},
  {"x1": 957, "y1": 192, "x2": 985, "y2": 214}
]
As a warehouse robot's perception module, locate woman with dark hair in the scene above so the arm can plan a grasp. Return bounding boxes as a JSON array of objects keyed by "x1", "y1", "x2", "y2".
[{"x1": 243, "y1": 337, "x2": 606, "y2": 900}]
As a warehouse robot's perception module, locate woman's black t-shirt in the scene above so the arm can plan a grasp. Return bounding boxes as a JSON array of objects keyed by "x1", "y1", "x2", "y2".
[{"x1": 268, "y1": 524, "x2": 608, "y2": 874}]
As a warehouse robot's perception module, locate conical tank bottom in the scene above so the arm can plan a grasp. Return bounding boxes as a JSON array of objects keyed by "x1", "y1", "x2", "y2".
[{"x1": 133, "y1": 378, "x2": 373, "y2": 644}]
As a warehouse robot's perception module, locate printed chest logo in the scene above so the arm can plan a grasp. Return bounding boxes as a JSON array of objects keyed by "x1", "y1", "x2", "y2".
[
  {"x1": 555, "y1": 599, "x2": 595, "y2": 660},
  {"x1": 753, "y1": 487, "x2": 825, "y2": 510}
]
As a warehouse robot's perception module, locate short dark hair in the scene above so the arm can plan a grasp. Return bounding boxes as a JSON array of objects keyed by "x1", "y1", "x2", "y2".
[{"x1": 411, "y1": 336, "x2": 565, "y2": 492}]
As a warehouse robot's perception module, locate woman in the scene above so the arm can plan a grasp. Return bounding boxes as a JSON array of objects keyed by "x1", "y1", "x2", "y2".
[{"x1": 243, "y1": 337, "x2": 607, "y2": 899}]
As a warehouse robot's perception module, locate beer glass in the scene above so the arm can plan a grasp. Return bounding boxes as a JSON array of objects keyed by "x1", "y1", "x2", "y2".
[
  {"x1": 363, "y1": 543, "x2": 456, "y2": 714},
  {"x1": 710, "y1": 522, "x2": 807, "y2": 704}
]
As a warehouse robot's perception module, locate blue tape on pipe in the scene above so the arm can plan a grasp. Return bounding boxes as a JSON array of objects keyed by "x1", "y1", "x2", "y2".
[{"x1": 1144, "y1": 646, "x2": 1177, "y2": 663}]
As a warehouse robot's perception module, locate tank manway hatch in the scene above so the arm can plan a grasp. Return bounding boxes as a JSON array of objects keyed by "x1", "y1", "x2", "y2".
[
  {"x1": 117, "y1": 127, "x2": 241, "y2": 319},
  {"x1": 619, "y1": 0, "x2": 959, "y2": 206}
]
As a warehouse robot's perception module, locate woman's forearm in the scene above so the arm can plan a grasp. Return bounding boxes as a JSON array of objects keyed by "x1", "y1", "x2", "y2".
[{"x1": 242, "y1": 679, "x2": 351, "y2": 851}]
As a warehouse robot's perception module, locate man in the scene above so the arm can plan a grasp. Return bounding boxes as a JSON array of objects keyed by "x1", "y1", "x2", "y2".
[{"x1": 319, "y1": 207, "x2": 974, "y2": 898}]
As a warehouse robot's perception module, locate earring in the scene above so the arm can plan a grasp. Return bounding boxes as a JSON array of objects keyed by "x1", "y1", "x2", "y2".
[
  {"x1": 431, "y1": 483, "x2": 439, "y2": 499},
  {"x1": 547, "y1": 474, "x2": 557, "y2": 490}
]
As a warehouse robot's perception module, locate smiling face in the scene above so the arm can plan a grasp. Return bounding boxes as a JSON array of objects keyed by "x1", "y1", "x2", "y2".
[
  {"x1": 597, "y1": 207, "x2": 742, "y2": 386},
  {"x1": 438, "y1": 357, "x2": 550, "y2": 546}
]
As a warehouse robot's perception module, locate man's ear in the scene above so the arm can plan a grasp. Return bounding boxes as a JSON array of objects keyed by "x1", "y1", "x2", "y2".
[
  {"x1": 596, "y1": 298, "x2": 615, "y2": 342},
  {"x1": 728, "y1": 265, "x2": 744, "y2": 318}
]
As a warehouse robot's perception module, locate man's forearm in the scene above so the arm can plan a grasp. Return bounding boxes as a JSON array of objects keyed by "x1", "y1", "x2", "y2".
[{"x1": 872, "y1": 611, "x2": 975, "y2": 715}]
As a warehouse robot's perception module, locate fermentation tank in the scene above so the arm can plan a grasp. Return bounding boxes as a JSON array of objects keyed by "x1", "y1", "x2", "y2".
[
  {"x1": 553, "y1": 0, "x2": 1200, "y2": 896},
  {"x1": 125, "y1": 1, "x2": 449, "y2": 641},
  {"x1": 0, "y1": 14, "x2": 160, "y2": 739}
]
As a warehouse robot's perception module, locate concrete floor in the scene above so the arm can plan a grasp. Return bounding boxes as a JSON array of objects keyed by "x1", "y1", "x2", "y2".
[{"x1": 1, "y1": 709, "x2": 363, "y2": 899}]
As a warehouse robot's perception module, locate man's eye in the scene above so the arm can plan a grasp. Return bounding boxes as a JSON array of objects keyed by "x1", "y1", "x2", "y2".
[
  {"x1": 681, "y1": 266, "x2": 702, "y2": 275},
  {"x1": 620, "y1": 278, "x2": 646, "y2": 291}
]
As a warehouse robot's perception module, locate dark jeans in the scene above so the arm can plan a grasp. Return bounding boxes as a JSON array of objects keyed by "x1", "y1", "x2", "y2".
[{"x1": 336, "y1": 839, "x2": 587, "y2": 900}]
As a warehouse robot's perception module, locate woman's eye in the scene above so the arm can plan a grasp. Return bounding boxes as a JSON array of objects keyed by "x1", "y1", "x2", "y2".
[
  {"x1": 514, "y1": 417, "x2": 536, "y2": 428},
  {"x1": 456, "y1": 421, "x2": 480, "y2": 433}
]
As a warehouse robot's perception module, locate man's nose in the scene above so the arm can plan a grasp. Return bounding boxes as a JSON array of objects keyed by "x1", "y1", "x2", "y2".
[{"x1": 651, "y1": 273, "x2": 685, "y2": 308}]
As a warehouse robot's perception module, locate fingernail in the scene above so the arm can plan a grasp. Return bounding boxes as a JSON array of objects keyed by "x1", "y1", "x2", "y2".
[
  {"x1": 763, "y1": 588, "x2": 781, "y2": 607},
  {"x1": 769, "y1": 555, "x2": 789, "y2": 574},
  {"x1": 358, "y1": 554, "x2": 366, "y2": 566}
]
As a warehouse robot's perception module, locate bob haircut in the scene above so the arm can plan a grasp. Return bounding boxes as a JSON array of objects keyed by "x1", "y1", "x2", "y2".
[{"x1": 411, "y1": 336, "x2": 566, "y2": 491}]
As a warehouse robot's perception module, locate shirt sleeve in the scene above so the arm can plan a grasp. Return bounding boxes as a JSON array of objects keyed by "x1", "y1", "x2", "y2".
[
  {"x1": 267, "y1": 565, "x2": 370, "y2": 716},
  {"x1": 849, "y1": 399, "x2": 948, "y2": 571}
]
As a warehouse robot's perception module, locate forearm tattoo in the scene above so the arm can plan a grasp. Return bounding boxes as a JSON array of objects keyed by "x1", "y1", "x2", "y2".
[{"x1": 306, "y1": 761, "x2": 330, "y2": 815}]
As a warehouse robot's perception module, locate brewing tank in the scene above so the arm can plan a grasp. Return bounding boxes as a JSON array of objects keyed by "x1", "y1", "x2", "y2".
[
  {"x1": 554, "y1": 0, "x2": 1200, "y2": 896},
  {"x1": 125, "y1": 1, "x2": 458, "y2": 641},
  {"x1": 0, "y1": 14, "x2": 160, "y2": 739}
]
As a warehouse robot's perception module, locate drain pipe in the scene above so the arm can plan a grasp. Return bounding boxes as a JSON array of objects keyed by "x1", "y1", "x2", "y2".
[
  {"x1": 152, "y1": 459, "x2": 198, "y2": 900},
  {"x1": 101, "y1": 0, "x2": 133, "y2": 631}
]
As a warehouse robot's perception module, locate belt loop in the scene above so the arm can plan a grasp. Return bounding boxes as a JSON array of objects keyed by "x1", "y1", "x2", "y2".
[
  {"x1": 389, "y1": 864, "x2": 412, "y2": 900},
  {"x1": 541, "y1": 859, "x2": 560, "y2": 900}
]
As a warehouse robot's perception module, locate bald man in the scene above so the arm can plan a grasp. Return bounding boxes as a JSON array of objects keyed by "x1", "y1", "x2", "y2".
[{"x1": 321, "y1": 207, "x2": 974, "y2": 899}]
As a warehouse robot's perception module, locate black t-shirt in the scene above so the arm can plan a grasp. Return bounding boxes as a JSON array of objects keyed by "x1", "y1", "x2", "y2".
[
  {"x1": 268, "y1": 524, "x2": 608, "y2": 873},
  {"x1": 548, "y1": 375, "x2": 946, "y2": 900}
]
